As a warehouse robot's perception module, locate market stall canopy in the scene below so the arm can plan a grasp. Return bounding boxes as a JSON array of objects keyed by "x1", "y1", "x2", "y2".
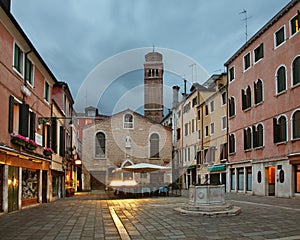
[{"x1": 122, "y1": 163, "x2": 170, "y2": 173}]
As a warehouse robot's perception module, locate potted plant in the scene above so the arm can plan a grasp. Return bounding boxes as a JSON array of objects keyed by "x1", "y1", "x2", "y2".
[
  {"x1": 10, "y1": 133, "x2": 27, "y2": 147},
  {"x1": 43, "y1": 147, "x2": 54, "y2": 157},
  {"x1": 25, "y1": 139, "x2": 38, "y2": 150}
]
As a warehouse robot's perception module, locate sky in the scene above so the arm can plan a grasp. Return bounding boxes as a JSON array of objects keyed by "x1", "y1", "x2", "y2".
[{"x1": 11, "y1": 0, "x2": 291, "y2": 115}]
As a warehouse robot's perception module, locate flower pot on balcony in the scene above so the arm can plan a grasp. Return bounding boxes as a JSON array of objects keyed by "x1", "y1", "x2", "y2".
[
  {"x1": 43, "y1": 148, "x2": 53, "y2": 157},
  {"x1": 10, "y1": 135, "x2": 27, "y2": 147}
]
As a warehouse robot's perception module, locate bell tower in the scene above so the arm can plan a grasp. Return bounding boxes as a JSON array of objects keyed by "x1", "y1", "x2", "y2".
[{"x1": 144, "y1": 51, "x2": 164, "y2": 123}]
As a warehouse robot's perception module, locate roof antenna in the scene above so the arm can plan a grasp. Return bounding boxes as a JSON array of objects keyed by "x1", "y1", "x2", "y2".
[
  {"x1": 152, "y1": 44, "x2": 155, "y2": 52},
  {"x1": 239, "y1": 9, "x2": 251, "y2": 42}
]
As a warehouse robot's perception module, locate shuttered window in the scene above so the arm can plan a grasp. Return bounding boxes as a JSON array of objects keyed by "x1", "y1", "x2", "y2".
[
  {"x1": 277, "y1": 66, "x2": 286, "y2": 94},
  {"x1": 292, "y1": 57, "x2": 300, "y2": 86}
]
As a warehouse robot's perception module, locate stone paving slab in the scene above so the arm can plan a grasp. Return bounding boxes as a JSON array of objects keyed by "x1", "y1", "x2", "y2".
[{"x1": 0, "y1": 193, "x2": 299, "y2": 239}]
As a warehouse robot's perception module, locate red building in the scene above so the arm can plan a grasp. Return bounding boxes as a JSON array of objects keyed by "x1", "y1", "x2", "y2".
[
  {"x1": 0, "y1": 0, "x2": 69, "y2": 213},
  {"x1": 225, "y1": 0, "x2": 300, "y2": 197}
]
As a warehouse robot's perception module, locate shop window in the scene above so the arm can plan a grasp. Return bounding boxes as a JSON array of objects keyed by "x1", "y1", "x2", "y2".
[
  {"x1": 22, "y1": 169, "x2": 38, "y2": 201},
  {"x1": 246, "y1": 167, "x2": 252, "y2": 191},
  {"x1": 296, "y1": 165, "x2": 300, "y2": 193},
  {"x1": 238, "y1": 168, "x2": 244, "y2": 191},
  {"x1": 231, "y1": 169, "x2": 236, "y2": 190}
]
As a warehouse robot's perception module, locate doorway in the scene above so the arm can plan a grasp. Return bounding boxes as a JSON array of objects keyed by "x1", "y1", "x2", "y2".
[
  {"x1": 8, "y1": 166, "x2": 19, "y2": 212},
  {"x1": 266, "y1": 166, "x2": 275, "y2": 196}
]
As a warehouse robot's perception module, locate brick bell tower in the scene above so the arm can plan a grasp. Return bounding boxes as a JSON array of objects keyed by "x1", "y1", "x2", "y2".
[{"x1": 144, "y1": 51, "x2": 164, "y2": 123}]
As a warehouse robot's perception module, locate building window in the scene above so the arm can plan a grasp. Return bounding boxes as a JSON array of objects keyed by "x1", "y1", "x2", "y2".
[
  {"x1": 191, "y1": 119, "x2": 195, "y2": 133},
  {"x1": 221, "y1": 92, "x2": 227, "y2": 105},
  {"x1": 238, "y1": 168, "x2": 244, "y2": 191},
  {"x1": 254, "y1": 43, "x2": 264, "y2": 63},
  {"x1": 150, "y1": 133, "x2": 159, "y2": 158},
  {"x1": 124, "y1": 113, "x2": 133, "y2": 129},
  {"x1": 221, "y1": 116, "x2": 227, "y2": 130},
  {"x1": 229, "y1": 97, "x2": 235, "y2": 117},
  {"x1": 183, "y1": 102, "x2": 191, "y2": 113},
  {"x1": 205, "y1": 147, "x2": 216, "y2": 164},
  {"x1": 273, "y1": 115, "x2": 287, "y2": 143},
  {"x1": 242, "y1": 86, "x2": 251, "y2": 110},
  {"x1": 192, "y1": 97, "x2": 197, "y2": 107},
  {"x1": 44, "y1": 81, "x2": 50, "y2": 103},
  {"x1": 292, "y1": 110, "x2": 300, "y2": 139},
  {"x1": 210, "y1": 101, "x2": 214, "y2": 113},
  {"x1": 229, "y1": 134, "x2": 236, "y2": 154},
  {"x1": 205, "y1": 125, "x2": 209, "y2": 137},
  {"x1": 253, "y1": 123, "x2": 264, "y2": 148},
  {"x1": 13, "y1": 43, "x2": 24, "y2": 75},
  {"x1": 244, "y1": 127, "x2": 252, "y2": 150},
  {"x1": 210, "y1": 122, "x2": 214, "y2": 135},
  {"x1": 276, "y1": 66, "x2": 287, "y2": 94},
  {"x1": 184, "y1": 122, "x2": 189, "y2": 136},
  {"x1": 290, "y1": 14, "x2": 299, "y2": 36},
  {"x1": 95, "y1": 132, "x2": 106, "y2": 158},
  {"x1": 219, "y1": 143, "x2": 228, "y2": 161},
  {"x1": 205, "y1": 105, "x2": 208, "y2": 116},
  {"x1": 176, "y1": 128, "x2": 181, "y2": 141},
  {"x1": 243, "y1": 52, "x2": 251, "y2": 71},
  {"x1": 25, "y1": 58, "x2": 34, "y2": 86},
  {"x1": 229, "y1": 66, "x2": 235, "y2": 82},
  {"x1": 274, "y1": 26, "x2": 286, "y2": 48},
  {"x1": 292, "y1": 56, "x2": 300, "y2": 86},
  {"x1": 254, "y1": 79, "x2": 263, "y2": 104}
]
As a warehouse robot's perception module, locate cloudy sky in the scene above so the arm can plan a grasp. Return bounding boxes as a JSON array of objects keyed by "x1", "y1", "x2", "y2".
[{"x1": 11, "y1": 0, "x2": 291, "y2": 114}]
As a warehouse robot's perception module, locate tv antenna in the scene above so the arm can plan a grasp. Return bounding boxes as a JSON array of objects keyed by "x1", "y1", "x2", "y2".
[{"x1": 239, "y1": 9, "x2": 251, "y2": 42}]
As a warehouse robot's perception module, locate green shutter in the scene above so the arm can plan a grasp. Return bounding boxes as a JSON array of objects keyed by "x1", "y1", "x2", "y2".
[
  {"x1": 51, "y1": 117, "x2": 57, "y2": 153},
  {"x1": 19, "y1": 103, "x2": 29, "y2": 137},
  {"x1": 29, "y1": 112, "x2": 35, "y2": 140},
  {"x1": 8, "y1": 96, "x2": 14, "y2": 133}
]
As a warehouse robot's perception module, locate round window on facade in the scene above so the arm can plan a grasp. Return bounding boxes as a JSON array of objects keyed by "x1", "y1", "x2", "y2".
[
  {"x1": 279, "y1": 169, "x2": 284, "y2": 183},
  {"x1": 257, "y1": 171, "x2": 262, "y2": 183}
]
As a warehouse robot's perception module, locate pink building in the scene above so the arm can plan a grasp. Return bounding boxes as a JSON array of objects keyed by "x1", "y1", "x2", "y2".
[{"x1": 225, "y1": 0, "x2": 300, "y2": 197}]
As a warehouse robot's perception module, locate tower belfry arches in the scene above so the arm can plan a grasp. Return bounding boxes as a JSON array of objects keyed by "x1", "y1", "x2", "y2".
[{"x1": 144, "y1": 51, "x2": 164, "y2": 123}]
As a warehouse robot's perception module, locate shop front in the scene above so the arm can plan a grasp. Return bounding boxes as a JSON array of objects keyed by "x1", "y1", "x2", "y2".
[
  {"x1": 0, "y1": 146, "x2": 51, "y2": 213},
  {"x1": 288, "y1": 153, "x2": 300, "y2": 196}
]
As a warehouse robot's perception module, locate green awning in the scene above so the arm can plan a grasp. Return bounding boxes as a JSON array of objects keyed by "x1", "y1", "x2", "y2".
[
  {"x1": 187, "y1": 165, "x2": 196, "y2": 170},
  {"x1": 208, "y1": 164, "x2": 226, "y2": 172}
]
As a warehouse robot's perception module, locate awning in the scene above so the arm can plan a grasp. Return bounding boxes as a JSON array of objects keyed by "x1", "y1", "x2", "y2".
[
  {"x1": 208, "y1": 164, "x2": 226, "y2": 172},
  {"x1": 187, "y1": 165, "x2": 196, "y2": 170}
]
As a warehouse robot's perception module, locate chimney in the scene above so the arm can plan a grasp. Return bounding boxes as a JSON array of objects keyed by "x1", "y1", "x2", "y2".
[
  {"x1": 172, "y1": 85, "x2": 180, "y2": 109},
  {"x1": 0, "y1": 0, "x2": 11, "y2": 11}
]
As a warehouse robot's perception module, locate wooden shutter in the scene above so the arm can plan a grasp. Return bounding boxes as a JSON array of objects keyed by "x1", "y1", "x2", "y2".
[
  {"x1": 46, "y1": 125, "x2": 51, "y2": 148},
  {"x1": 243, "y1": 129, "x2": 247, "y2": 150},
  {"x1": 241, "y1": 90, "x2": 246, "y2": 110},
  {"x1": 252, "y1": 126, "x2": 257, "y2": 148},
  {"x1": 8, "y1": 95, "x2": 14, "y2": 133},
  {"x1": 273, "y1": 118, "x2": 278, "y2": 143},
  {"x1": 51, "y1": 117, "x2": 57, "y2": 153},
  {"x1": 29, "y1": 112, "x2": 36, "y2": 140},
  {"x1": 19, "y1": 103, "x2": 29, "y2": 137},
  {"x1": 59, "y1": 126, "x2": 65, "y2": 157}
]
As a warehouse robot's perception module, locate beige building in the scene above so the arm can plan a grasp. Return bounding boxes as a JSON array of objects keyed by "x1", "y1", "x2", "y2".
[
  {"x1": 82, "y1": 109, "x2": 172, "y2": 190},
  {"x1": 196, "y1": 74, "x2": 228, "y2": 187}
]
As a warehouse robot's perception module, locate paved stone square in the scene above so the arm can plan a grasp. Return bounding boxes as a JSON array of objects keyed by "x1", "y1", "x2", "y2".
[{"x1": 0, "y1": 193, "x2": 300, "y2": 240}]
